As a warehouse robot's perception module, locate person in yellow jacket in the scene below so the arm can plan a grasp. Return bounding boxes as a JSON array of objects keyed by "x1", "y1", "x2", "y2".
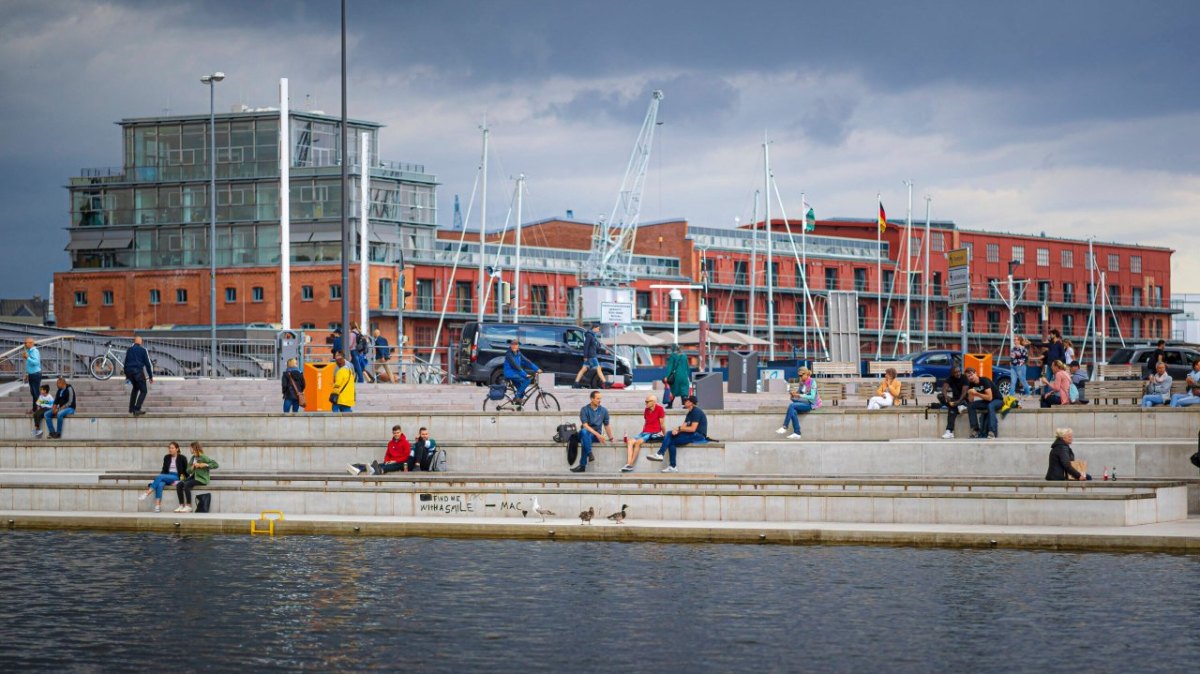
[
  {"x1": 331, "y1": 352, "x2": 356, "y2": 413},
  {"x1": 867, "y1": 367, "x2": 901, "y2": 409}
]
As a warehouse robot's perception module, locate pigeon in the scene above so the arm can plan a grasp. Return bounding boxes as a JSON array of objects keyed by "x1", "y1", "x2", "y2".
[
  {"x1": 532, "y1": 497, "x2": 556, "y2": 523},
  {"x1": 579, "y1": 507, "x2": 595, "y2": 525},
  {"x1": 607, "y1": 504, "x2": 628, "y2": 525}
]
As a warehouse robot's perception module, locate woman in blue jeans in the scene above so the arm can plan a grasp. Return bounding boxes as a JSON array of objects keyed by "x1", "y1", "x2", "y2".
[
  {"x1": 776, "y1": 368, "x2": 818, "y2": 439},
  {"x1": 137, "y1": 441, "x2": 187, "y2": 513}
]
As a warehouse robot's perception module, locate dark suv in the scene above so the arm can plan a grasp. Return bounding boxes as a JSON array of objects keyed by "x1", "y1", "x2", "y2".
[
  {"x1": 455, "y1": 322, "x2": 632, "y2": 386},
  {"x1": 1107, "y1": 345, "x2": 1199, "y2": 379}
]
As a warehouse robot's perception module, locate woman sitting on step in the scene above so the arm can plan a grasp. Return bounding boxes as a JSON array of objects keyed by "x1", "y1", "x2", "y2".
[
  {"x1": 777, "y1": 368, "x2": 818, "y2": 439},
  {"x1": 1046, "y1": 427, "x2": 1091, "y2": 481},
  {"x1": 175, "y1": 441, "x2": 219, "y2": 513},
  {"x1": 867, "y1": 368, "x2": 901, "y2": 409},
  {"x1": 137, "y1": 441, "x2": 187, "y2": 513}
]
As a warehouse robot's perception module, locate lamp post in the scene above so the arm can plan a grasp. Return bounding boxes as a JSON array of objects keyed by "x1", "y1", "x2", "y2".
[{"x1": 201, "y1": 71, "x2": 224, "y2": 377}]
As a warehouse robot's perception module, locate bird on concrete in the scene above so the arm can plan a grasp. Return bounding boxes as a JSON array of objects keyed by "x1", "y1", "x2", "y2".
[
  {"x1": 532, "y1": 497, "x2": 556, "y2": 523},
  {"x1": 607, "y1": 504, "x2": 628, "y2": 525},
  {"x1": 579, "y1": 507, "x2": 595, "y2": 525}
]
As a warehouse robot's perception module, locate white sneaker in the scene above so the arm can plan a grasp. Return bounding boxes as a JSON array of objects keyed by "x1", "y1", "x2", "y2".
[
  {"x1": 787, "y1": 433, "x2": 802, "y2": 440},
  {"x1": 153, "y1": 505, "x2": 161, "y2": 513},
  {"x1": 34, "y1": 429, "x2": 43, "y2": 437},
  {"x1": 173, "y1": 505, "x2": 186, "y2": 512},
  {"x1": 645, "y1": 453, "x2": 664, "y2": 462},
  {"x1": 661, "y1": 466, "x2": 678, "y2": 473},
  {"x1": 957, "y1": 405, "x2": 967, "y2": 413},
  {"x1": 620, "y1": 464, "x2": 633, "y2": 473},
  {"x1": 346, "y1": 463, "x2": 362, "y2": 475},
  {"x1": 776, "y1": 427, "x2": 788, "y2": 434},
  {"x1": 138, "y1": 493, "x2": 148, "y2": 501},
  {"x1": 180, "y1": 505, "x2": 193, "y2": 513},
  {"x1": 942, "y1": 430, "x2": 955, "y2": 439}
]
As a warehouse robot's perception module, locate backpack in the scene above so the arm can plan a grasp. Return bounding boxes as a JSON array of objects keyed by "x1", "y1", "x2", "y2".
[
  {"x1": 553, "y1": 423, "x2": 578, "y2": 444},
  {"x1": 488, "y1": 383, "x2": 509, "y2": 400},
  {"x1": 195, "y1": 493, "x2": 212, "y2": 513},
  {"x1": 428, "y1": 447, "x2": 447, "y2": 472},
  {"x1": 1068, "y1": 383, "x2": 1080, "y2": 403}
]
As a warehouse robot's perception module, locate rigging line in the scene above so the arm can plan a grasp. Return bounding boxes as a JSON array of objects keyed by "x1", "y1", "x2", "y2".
[
  {"x1": 770, "y1": 177, "x2": 829, "y2": 359},
  {"x1": 426, "y1": 167, "x2": 480, "y2": 365},
  {"x1": 481, "y1": 181, "x2": 521, "y2": 310}
]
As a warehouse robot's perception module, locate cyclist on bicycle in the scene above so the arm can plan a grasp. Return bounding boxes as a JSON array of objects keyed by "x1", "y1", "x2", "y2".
[{"x1": 503, "y1": 340, "x2": 541, "y2": 402}]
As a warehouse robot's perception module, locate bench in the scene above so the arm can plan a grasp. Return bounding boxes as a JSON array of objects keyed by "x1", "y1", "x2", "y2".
[
  {"x1": 1098, "y1": 363, "x2": 1140, "y2": 380},
  {"x1": 1087, "y1": 381, "x2": 1145, "y2": 405},
  {"x1": 868, "y1": 360, "x2": 914, "y2": 376},
  {"x1": 812, "y1": 361, "x2": 858, "y2": 377}
]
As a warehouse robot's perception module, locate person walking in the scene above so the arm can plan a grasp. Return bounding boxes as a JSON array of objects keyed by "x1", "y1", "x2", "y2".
[
  {"x1": 175, "y1": 441, "x2": 219, "y2": 513},
  {"x1": 372, "y1": 328, "x2": 394, "y2": 384},
  {"x1": 22, "y1": 337, "x2": 41, "y2": 411},
  {"x1": 281, "y1": 358, "x2": 305, "y2": 413},
  {"x1": 573, "y1": 390, "x2": 614, "y2": 473},
  {"x1": 124, "y1": 336, "x2": 154, "y2": 416},
  {"x1": 776, "y1": 367, "x2": 817, "y2": 439},
  {"x1": 331, "y1": 352, "x2": 356, "y2": 413},
  {"x1": 1010, "y1": 337, "x2": 1032, "y2": 396},
  {"x1": 663, "y1": 344, "x2": 691, "y2": 409},
  {"x1": 574, "y1": 324, "x2": 607, "y2": 388}
]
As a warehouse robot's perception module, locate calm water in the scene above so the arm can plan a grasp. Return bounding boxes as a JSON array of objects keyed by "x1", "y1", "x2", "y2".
[{"x1": 0, "y1": 532, "x2": 1197, "y2": 673}]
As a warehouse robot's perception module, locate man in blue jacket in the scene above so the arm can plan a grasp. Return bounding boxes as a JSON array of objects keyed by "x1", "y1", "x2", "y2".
[
  {"x1": 22, "y1": 337, "x2": 41, "y2": 410},
  {"x1": 124, "y1": 336, "x2": 154, "y2": 416},
  {"x1": 573, "y1": 323, "x2": 607, "y2": 389},
  {"x1": 503, "y1": 340, "x2": 540, "y2": 402}
]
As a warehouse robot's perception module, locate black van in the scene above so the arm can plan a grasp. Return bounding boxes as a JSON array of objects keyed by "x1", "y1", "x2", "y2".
[{"x1": 455, "y1": 322, "x2": 632, "y2": 386}]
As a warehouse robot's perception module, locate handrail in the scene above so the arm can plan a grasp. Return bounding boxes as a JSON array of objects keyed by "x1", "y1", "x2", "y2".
[{"x1": 0, "y1": 335, "x2": 77, "y2": 362}]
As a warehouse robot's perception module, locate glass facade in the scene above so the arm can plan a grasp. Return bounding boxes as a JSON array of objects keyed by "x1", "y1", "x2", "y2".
[{"x1": 68, "y1": 111, "x2": 437, "y2": 272}]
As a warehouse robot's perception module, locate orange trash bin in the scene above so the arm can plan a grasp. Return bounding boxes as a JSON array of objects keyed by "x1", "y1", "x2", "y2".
[
  {"x1": 964, "y1": 353, "x2": 993, "y2": 380},
  {"x1": 304, "y1": 362, "x2": 336, "y2": 412}
]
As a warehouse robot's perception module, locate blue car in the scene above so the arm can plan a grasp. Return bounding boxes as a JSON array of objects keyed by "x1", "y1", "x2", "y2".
[{"x1": 899, "y1": 350, "x2": 1014, "y2": 396}]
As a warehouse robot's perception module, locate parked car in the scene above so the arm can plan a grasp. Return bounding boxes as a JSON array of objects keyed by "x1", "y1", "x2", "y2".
[
  {"x1": 455, "y1": 322, "x2": 633, "y2": 387},
  {"x1": 900, "y1": 350, "x2": 1015, "y2": 396},
  {"x1": 1107, "y1": 345, "x2": 1200, "y2": 380}
]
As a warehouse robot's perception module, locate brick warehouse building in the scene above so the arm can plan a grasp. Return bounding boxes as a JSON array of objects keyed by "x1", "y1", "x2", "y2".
[{"x1": 54, "y1": 107, "x2": 1174, "y2": 366}]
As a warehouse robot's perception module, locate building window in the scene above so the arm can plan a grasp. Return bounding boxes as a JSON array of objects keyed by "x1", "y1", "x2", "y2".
[
  {"x1": 703, "y1": 258, "x2": 716, "y2": 285},
  {"x1": 302, "y1": 285, "x2": 314, "y2": 301},
  {"x1": 824, "y1": 268, "x2": 838, "y2": 291},
  {"x1": 149, "y1": 289, "x2": 161, "y2": 305},
  {"x1": 932, "y1": 272, "x2": 942, "y2": 296},
  {"x1": 1014, "y1": 312, "x2": 1026, "y2": 335},
  {"x1": 378, "y1": 279, "x2": 392, "y2": 309},
  {"x1": 987, "y1": 310, "x2": 1000, "y2": 334},
  {"x1": 225, "y1": 287, "x2": 237, "y2": 302},
  {"x1": 416, "y1": 279, "x2": 434, "y2": 312},
  {"x1": 1131, "y1": 317, "x2": 1142, "y2": 338},
  {"x1": 733, "y1": 261, "x2": 748, "y2": 286},
  {"x1": 300, "y1": 322, "x2": 316, "y2": 330},
  {"x1": 883, "y1": 270, "x2": 895, "y2": 292},
  {"x1": 1131, "y1": 255, "x2": 1142, "y2": 273},
  {"x1": 792, "y1": 301, "x2": 804, "y2": 328},
  {"x1": 910, "y1": 308, "x2": 920, "y2": 332},
  {"x1": 1085, "y1": 252, "x2": 1096, "y2": 270},
  {"x1": 934, "y1": 306, "x2": 946, "y2": 331},
  {"x1": 1108, "y1": 284, "x2": 1121, "y2": 306},
  {"x1": 176, "y1": 288, "x2": 188, "y2": 304},
  {"x1": 1108, "y1": 315, "x2": 1119, "y2": 336},
  {"x1": 987, "y1": 278, "x2": 999, "y2": 300},
  {"x1": 858, "y1": 303, "x2": 868, "y2": 330},
  {"x1": 1153, "y1": 285, "x2": 1163, "y2": 307},
  {"x1": 1012, "y1": 246, "x2": 1024, "y2": 264},
  {"x1": 1108, "y1": 254, "x2": 1120, "y2": 272},
  {"x1": 1131, "y1": 287, "x2": 1142, "y2": 307},
  {"x1": 910, "y1": 237, "x2": 922, "y2": 257},
  {"x1": 1062, "y1": 313, "x2": 1074, "y2": 337},
  {"x1": 932, "y1": 233, "x2": 945, "y2": 252},
  {"x1": 330, "y1": 284, "x2": 342, "y2": 301},
  {"x1": 530, "y1": 285, "x2": 548, "y2": 316},
  {"x1": 769, "y1": 262, "x2": 780, "y2": 288},
  {"x1": 986, "y1": 243, "x2": 999, "y2": 263},
  {"x1": 1037, "y1": 248, "x2": 1049, "y2": 267},
  {"x1": 102, "y1": 290, "x2": 114, "y2": 306},
  {"x1": 1062, "y1": 283, "x2": 1074, "y2": 304},
  {"x1": 74, "y1": 291, "x2": 88, "y2": 306},
  {"x1": 636, "y1": 291, "x2": 651, "y2": 320},
  {"x1": 1087, "y1": 283, "x2": 1095, "y2": 303},
  {"x1": 1156, "y1": 319, "x2": 1163, "y2": 338},
  {"x1": 733, "y1": 299, "x2": 748, "y2": 326},
  {"x1": 455, "y1": 281, "x2": 473, "y2": 314},
  {"x1": 1061, "y1": 250, "x2": 1073, "y2": 268},
  {"x1": 252, "y1": 286, "x2": 264, "y2": 303},
  {"x1": 1038, "y1": 281, "x2": 1050, "y2": 303},
  {"x1": 853, "y1": 268, "x2": 868, "y2": 292},
  {"x1": 963, "y1": 242, "x2": 973, "y2": 261}
]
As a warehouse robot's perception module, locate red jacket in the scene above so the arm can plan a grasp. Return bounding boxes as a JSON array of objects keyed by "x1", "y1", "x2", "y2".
[{"x1": 385, "y1": 435, "x2": 411, "y2": 463}]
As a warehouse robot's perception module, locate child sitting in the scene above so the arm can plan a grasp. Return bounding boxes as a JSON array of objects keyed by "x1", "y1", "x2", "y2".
[{"x1": 32, "y1": 384, "x2": 53, "y2": 438}]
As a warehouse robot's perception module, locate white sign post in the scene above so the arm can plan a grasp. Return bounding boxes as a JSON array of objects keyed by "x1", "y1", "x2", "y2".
[
  {"x1": 599, "y1": 302, "x2": 633, "y2": 325},
  {"x1": 947, "y1": 248, "x2": 970, "y2": 353}
]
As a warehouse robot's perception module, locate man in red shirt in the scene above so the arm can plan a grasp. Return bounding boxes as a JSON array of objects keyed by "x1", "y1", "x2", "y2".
[
  {"x1": 347, "y1": 425, "x2": 410, "y2": 475},
  {"x1": 622, "y1": 395, "x2": 666, "y2": 472}
]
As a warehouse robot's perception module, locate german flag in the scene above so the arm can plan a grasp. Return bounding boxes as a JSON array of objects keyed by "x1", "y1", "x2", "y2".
[{"x1": 878, "y1": 203, "x2": 887, "y2": 233}]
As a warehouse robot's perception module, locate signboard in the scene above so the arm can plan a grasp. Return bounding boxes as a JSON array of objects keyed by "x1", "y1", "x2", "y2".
[
  {"x1": 948, "y1": 266, "x2": 970, "y2": 287},
  {"x1": 948, "y1": 285, "x2": 970, "y2": 307},
  {"x1": 599, "y1": 302, "x2": 634, "y2": 325},
  {"x1": 947, "y1": 248, "x2": 970, "y2": 268}
]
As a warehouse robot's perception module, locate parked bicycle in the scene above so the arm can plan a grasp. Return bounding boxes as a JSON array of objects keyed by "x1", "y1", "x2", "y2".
[
  {"x1": 89, "y1": 342, "x2": 125, "y2": 380},
  {"x1": 482, "y1": 375, "x2": 560, "y2": 412}
]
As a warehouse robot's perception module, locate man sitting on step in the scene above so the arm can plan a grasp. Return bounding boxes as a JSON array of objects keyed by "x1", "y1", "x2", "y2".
[
  {"x1": 938, "y1": 366, "x2": 969, "y2": 439},
  {"x1": 647, "y1": 395, "x2": 708, "y2": 472},
  {"x1": 348, "y1": 425, "x2": 409, "y2": 475},
  {"x1": 964, "y1": 368, "x2": 1003, "y2": 440}
]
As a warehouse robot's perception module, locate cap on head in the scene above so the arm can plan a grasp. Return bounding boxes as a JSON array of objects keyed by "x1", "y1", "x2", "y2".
[{"x1": 684, "y1": 395, "x2": 698, "y2": 405}]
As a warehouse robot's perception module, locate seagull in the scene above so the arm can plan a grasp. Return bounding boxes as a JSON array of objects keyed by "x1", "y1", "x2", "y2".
[
  {"x1": 532, "y1": 497, "x2": 556, "y2": 523},
  {"x1": 579, "y1": 507, "x2": 595, "y2": 525},
  {"x1": 606, "y1": 504, "x2": 628, "y2": 525}
]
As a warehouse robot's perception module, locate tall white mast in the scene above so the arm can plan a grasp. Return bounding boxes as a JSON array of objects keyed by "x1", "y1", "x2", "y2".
[
  {"x1": 763, "y1": 133, "x2": 774, "y2": 360},
  {"x1": 923, "y1": 195, "x2": 931, "y2": 351},
  {"x1": 801, "y1": 191, "x2": 808, "y2": 361},
  {"x1": 513, "y1": 174, "x2": 524, "y2": 324},
  {"x1": 902, "y1": 180, "x2": 913, "y2": 355},
  {"x1": 279, "y1": 78, "x2": 291, "y2": 329},
  {"x1": 359, "y1": 133, "x2": 369, "y2": 333},
  {"x1": 876, "y1": 193, "x2": 884, "y2": 360},
  {"x1": 477, "y1": 119, "x2": 488, "y2": 322},
  {"x1": 748, "y1": 192, "x2": 759, "y2": 338}
]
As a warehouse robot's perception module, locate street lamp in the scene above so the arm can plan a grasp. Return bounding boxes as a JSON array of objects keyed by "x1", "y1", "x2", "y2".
[{"x1": 200, "y1": 71, "x2": 224, "y2": 377}]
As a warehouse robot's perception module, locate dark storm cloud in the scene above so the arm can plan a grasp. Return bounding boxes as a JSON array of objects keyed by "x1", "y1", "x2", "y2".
[{"x1": 546, "y1": 73, "x2": 738, "y2": 126}]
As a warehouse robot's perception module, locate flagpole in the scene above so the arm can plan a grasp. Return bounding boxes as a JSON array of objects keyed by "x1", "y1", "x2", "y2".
[
  {"x1": 763, "y1": 132, "x2": 775, "y2": 361},
  {"x1": 748, "y1": 191, "x2": 759, "y2": 339},
  {"x1": 923, "y1": 195, "x2": 931, "y2": 351},
  {"x1": 801, "y1": 191, "x2": 808, "y2": 362},
  {"x1": 876, "y1": 194, "x2": 883, "y2": 360},
  {"x1": 902, "y1": 180, "x2": 913, "y2": 355}
]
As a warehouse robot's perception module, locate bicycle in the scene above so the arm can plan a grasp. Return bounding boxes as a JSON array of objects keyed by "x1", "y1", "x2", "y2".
[
  {"x1": 89, "y1": 342, "x2": 125, "y2": 380},
  {"x1": 482, "y1": 373, "x2": 560, "y2": 412}
]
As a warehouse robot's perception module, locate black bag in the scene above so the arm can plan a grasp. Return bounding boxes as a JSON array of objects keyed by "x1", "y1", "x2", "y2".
[
  {"x1": 195, "y1": 493, "x2": 212, "y2": 513},
  {"x1": 328, "y1": 393, "x2": 338, "y2": 405},
  {"x1": 553, "y1": 423, "x2": 578, "y2": 444},
  {"x1": 1190, "y1": 452, "x2": 1200, "y2": 469},
  {"x1": 488, "y1": 383, "x2": 509, "y2": 401},
  {"x1": 566, "y1": 432, "x2": 580, "y2": 466}
]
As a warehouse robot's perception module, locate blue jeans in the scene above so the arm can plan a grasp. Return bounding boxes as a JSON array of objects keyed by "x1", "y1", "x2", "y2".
[
  {"x1": 283, "y1": 398, "x2": 300, "y2": 413},
  {"x1": 44, "y1": 407, "x2": 74, "y2": 436},
  {"x1": 1141, "y1": 394, "x2": 1168, "y2": 408},
  {"x1": 1170, "y1": 393, "x2": 1200, "y2": 407},
  {"x1": 332, "y1": 404, "x2": 353, "y2": 413},
  {"x1": 967, "y1": 399, "x2": 1003, "y2": 436},
  {"x1": 783, "y1": 401, "x2": 813, "y2": 433},
  {"x1": 509, "y1": 374, "x2": 530, "y2": 400},
  {"x1": 579, "y1": 431, "x2": 600, "y2": 468},
  {"x1": 656, "y1": 431, "x2": 707, "y2": 468},
  {"x1": 1012, "y1": 364, "x2": 1031, "y2": 394},
  {"x1": 148, "y1": 473, "x2": 180, "y2": 499}
]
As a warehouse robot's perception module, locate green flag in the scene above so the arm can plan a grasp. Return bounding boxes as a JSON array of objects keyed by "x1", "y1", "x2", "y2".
[{"x1": 804, "y1": 207, "x2": 815, "y2": 233}]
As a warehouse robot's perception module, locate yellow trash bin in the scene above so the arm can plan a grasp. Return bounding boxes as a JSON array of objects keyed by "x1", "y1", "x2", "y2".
[
  {"x1": 964, "y1": 353, "x2": 993, "y2": 380},
  {"x1": 304, "y1": 362, "x2": 336, "y2": 412}
]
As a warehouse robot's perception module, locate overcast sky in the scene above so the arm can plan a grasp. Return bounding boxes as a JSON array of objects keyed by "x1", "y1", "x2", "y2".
[{"x1": 2, "y1": 0, "x2": 1198, "y2": 298}]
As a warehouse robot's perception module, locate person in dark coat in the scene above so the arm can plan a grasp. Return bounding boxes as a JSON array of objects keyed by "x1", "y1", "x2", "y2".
[
  {"x1": 124, "y1": 336, "x2": 154, "y2": 415},
  {"x1": 281, "y1": 358, "x2": 305, "y2": 413},
  {"x1": 1046, "y1": 428, "x2": 1091, "y2": 481}
]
